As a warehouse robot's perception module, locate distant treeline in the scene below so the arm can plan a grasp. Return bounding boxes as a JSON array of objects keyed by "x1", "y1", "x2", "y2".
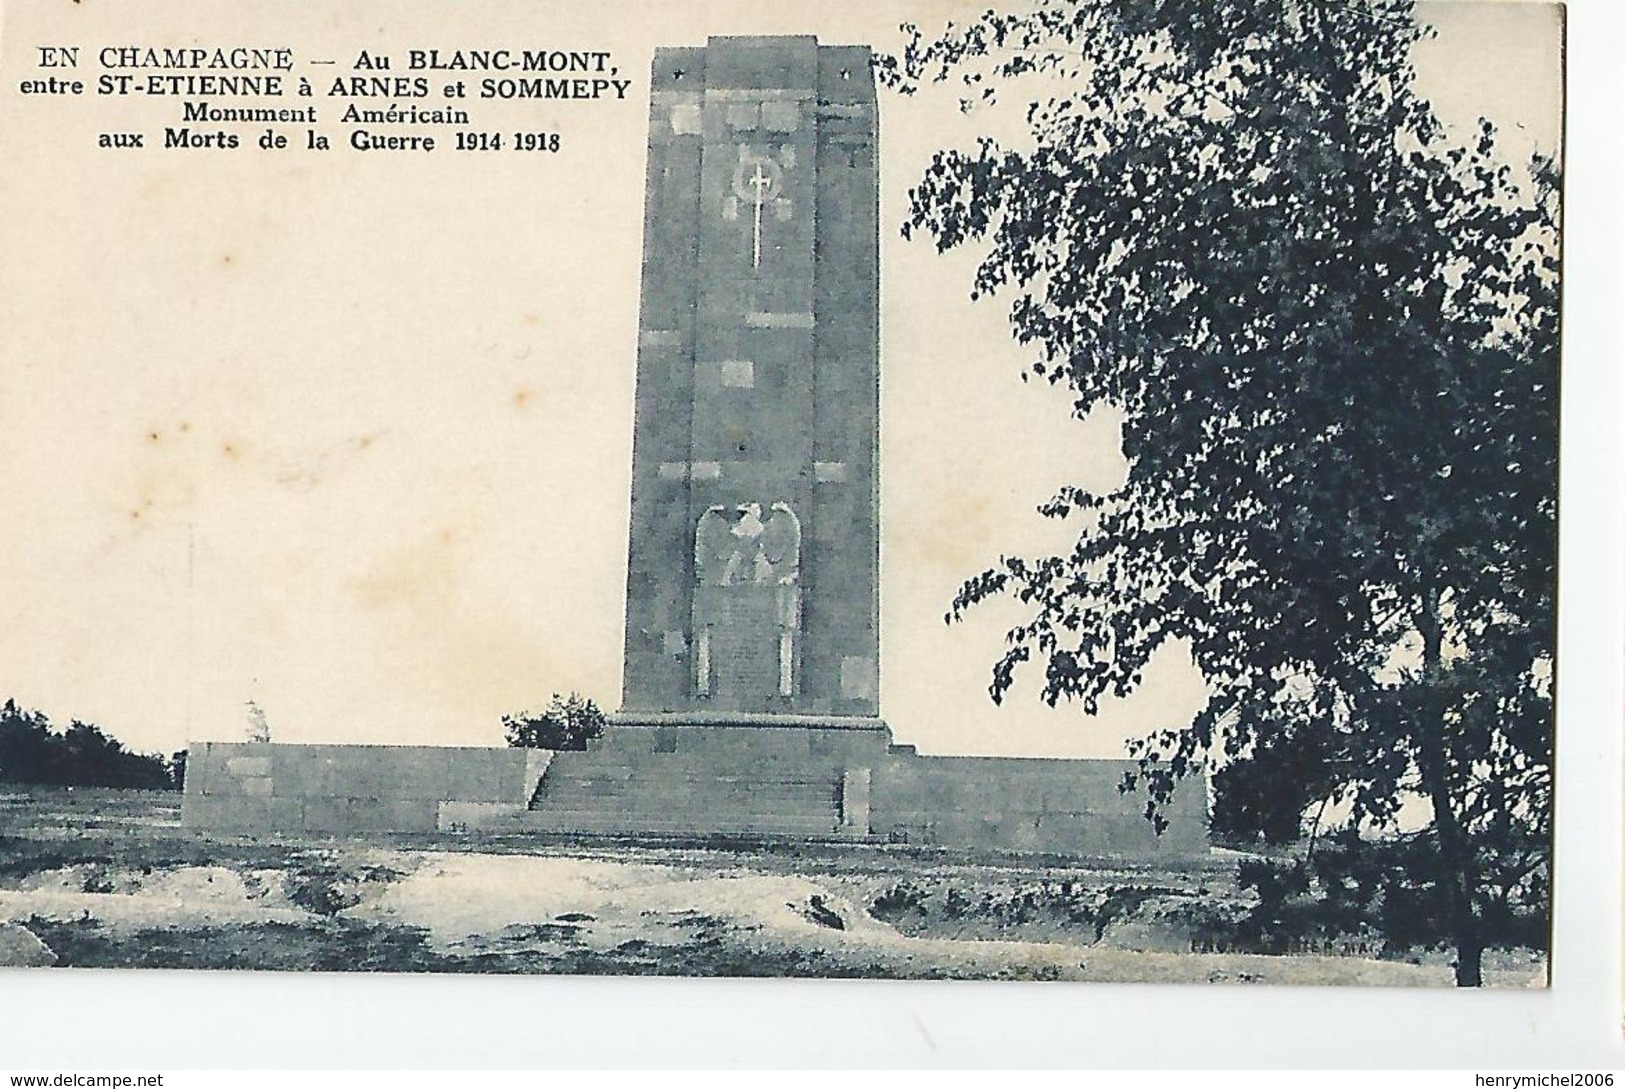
[{"x1": 0, "y1": 700, "x2": 183, "y2": 790}]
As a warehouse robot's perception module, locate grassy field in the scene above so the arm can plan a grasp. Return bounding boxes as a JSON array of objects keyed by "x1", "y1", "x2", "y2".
[{"x1": 0, "y1": 786, "x2": 1545, "y2": 985}]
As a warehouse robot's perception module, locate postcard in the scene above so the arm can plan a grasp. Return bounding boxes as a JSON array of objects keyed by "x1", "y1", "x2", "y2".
[{"x1": 0, "y1": 0, "x2": 1562, "y2": 991}]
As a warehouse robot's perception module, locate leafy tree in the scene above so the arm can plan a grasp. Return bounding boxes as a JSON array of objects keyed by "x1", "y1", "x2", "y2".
[
  {"x1": 0, "y1": 700, "x2": 55, "y2": 782},
  {"x1": 1209, "y1": 718, "x2": 1338, "y2": 847},
  {"x1": 0, "y1": 699, "x2": 176, "y2": 790},
  {"x1": 884, "y1": 0, "x2": 1558, "y2": 985},
  {"x1": 1231, "y1": 828, "x2": 1547, "y2": 959},
  {"x1": 503, "y1": 692, "x2": 605, "y2": 752}
]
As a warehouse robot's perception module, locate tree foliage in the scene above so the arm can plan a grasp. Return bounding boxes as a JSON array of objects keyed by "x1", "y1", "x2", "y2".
[
  {"x1": 1209, "y1": 718, "x2": 1338, "y2": 847},
  {"x1": 884, "y1": 0, "x2": 1558, "y2": 985},
  {"x1": 503, "y1": 692, "x2": 605, "y2": 752},
  {"x1": 1225, "y1": 829, "x2": 1548, "y2": 958},
  {"x1": 0, "y1": 699, "x2": 179, "y2": 790}
]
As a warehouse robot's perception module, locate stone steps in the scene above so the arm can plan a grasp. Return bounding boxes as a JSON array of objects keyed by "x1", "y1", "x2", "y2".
[
  {"x1": 533, "y1": 787, "x2": 838, "y2": 815},
  {"x1": 525, "y1": 759, "x2": 843, "y2": 836},
  {"x1": 537, "y1": 766, "x2": 840, "y2": 780},
  {"x1": 534, "y1": 791, "x2": 833, "y2": 810},
  {"x1": 501, "y1": 808, "x2": 841, "y2": 836},
  {"x1": 536, "y1": 775, "x2": 836, "y2": 795},
  {"x1": 535, "y1": 770, "x2": 837, "y2": 798}
]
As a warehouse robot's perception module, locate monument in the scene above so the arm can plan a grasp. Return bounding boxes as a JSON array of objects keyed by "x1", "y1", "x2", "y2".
[
  {"x1": 619, "y1": 35, "x2": 880, "y2": 720},
  {"x1": 182, "y1": 36, "x2": 1207, "y2": 858}
]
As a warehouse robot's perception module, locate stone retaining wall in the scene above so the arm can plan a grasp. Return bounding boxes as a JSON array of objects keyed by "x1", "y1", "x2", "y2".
[
  {"x1": 874, "y1": 753, "x2": 1207, "y2": 857},
  {"x1": 182, "y1": 729, "x2": 1208, "y2": 857},
  {"x1": 182, "y1": 742, "x2": 548, "y2": 834}
]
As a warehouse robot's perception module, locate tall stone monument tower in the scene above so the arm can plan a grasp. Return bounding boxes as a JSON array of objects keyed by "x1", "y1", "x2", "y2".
[
  {"x1": 620, "y1": 36, "x2": 880, "y2": 722},
  {"x1": 181, "y1": 36, "x2": 1209, "y2": 857}
]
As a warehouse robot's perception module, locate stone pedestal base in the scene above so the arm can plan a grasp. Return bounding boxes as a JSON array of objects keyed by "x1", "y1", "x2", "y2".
[{"x1": 518, "y1": 714, "x2": 893, "y2": 839}]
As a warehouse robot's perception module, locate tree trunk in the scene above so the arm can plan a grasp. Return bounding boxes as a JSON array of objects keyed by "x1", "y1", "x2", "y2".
[{"x1": 1417, "y1": 583, "x2": 1484, "y2": 988}]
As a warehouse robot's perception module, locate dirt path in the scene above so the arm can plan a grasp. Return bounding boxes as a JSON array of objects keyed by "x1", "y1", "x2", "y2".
[
  {"x1": 0, "y1": 789, "x2": 1547, "y2": 984},
  {"x1": 352, "y1": 849, "x2": 1474, "y2": 984}
]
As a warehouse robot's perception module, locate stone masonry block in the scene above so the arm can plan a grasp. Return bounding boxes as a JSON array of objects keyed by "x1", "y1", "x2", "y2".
[{"x1": 225, "y1": 756, "x2": 271, "y2": 778}]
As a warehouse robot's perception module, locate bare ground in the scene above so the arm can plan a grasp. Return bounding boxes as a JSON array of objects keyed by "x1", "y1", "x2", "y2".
[{"x1": 0, "y1": 787, "x2": 1547, "y2": 985}]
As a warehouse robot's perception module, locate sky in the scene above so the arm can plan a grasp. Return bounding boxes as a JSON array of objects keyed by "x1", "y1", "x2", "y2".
[{"x1": 0, "y1": 0, "x2": 1563, "y2": 760}]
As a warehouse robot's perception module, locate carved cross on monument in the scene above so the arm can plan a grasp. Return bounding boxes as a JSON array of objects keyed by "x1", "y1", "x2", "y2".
[{"x1": 749, "y1": 160, "x2": 771, "y2": 269}]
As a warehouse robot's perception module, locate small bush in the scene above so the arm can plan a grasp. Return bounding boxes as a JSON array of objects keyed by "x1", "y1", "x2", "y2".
[{"x1": 503, "y1": 692, "x2": 605, "y2": 751}]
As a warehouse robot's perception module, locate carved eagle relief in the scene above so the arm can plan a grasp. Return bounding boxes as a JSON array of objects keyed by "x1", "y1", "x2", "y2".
[{"x1": 695, "y1": 501, "x2": 801, "y2": 588}]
